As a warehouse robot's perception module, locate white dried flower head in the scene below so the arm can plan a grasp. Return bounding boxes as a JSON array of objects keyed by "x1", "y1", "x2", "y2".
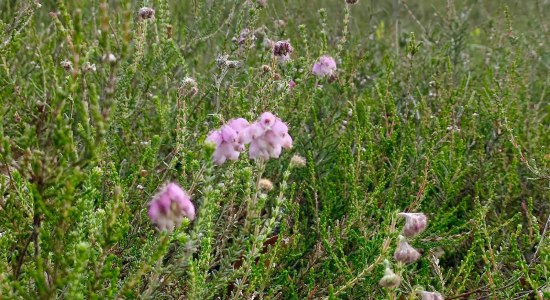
[
  {"x1": 290, "y1": 155, "x2": 306, "y2": 167},
  {"x1": 60, "y1": 60, "x2": 73, "y2": 71},
  {"x1": 139, "y1": 7, "x2": 155, "y2": 20},
  {"x1": 102, "y1": 53, "x2": 117, "y2": 64},
  {"x1": 378, "y1": 260, "x2": 401, "y2": 289},
  {"x1": 82, "y1": 62, "x2": 96, "y2": 72},
  {"x1": 419, "y1": 291, "x2": 444, "y2": 300},
  {"x1": 394, "y1": 235, "x2": 421, "y2": 264},
  {"x1": 258, "y1": 178, "x2": 274, "y2": 192},
  {"x1": 397, "y1": 212, "x2": 427, "y2": 237}
]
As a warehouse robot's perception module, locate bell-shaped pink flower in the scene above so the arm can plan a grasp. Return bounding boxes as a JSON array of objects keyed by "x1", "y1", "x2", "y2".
[
  {"x1": 248, "y1": 112, "x2": 293, "y2": 160},
  {"x1": 419, "y1": 291, "x2": 444, "y2": 300},
  {"x1": 206, "y1": 118, "x2": 250, "y2": 165},
  {"x1": 398, "y1": 212, "x2": 427, "y2": 237},
  {"x1": 148, "y1": 182, "x2": 195, "y2": 232},
  {"x1": 394, "y1": 235, "x2": 421, "y2": 264},
  {"x1": 312, "y1": 55, "x2": 337, "y2": 77}
]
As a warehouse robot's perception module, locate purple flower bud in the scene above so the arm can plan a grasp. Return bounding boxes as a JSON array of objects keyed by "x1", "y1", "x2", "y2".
[
  {"x1": 419, "y1": 291, "x2": 445, "y2": 300},
  {"x1": 148, "y1": 183, "x2": 195, "y2": 232},
  {"x1": 394, "y1": 235, "x2": 421, "y2": 264},
  {"x1": 312, "y1": 55, "x2": 337, "y2": 77},
  {"x1": 398, "y1": 212, "x2": 428, "y2": 237},
  {"x1": 272, "y1": 40, "x2": 293, "y2": 62}
]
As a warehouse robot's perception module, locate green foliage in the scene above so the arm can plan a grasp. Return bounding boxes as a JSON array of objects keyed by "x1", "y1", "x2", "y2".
[{"x1": 1, "y1": 0, "x2": 549, "y2": 299}]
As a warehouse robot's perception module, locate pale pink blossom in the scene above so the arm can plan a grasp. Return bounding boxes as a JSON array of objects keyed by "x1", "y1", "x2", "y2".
[
  {"x1": 206, "y1": 118, "x2": 250, "y2": 165},
  {"x1": 148, "y1": 183, "x2": 195, "y2": 232},
  {"x1": 248, "y1": 112, "x2": 293, "y2": 160},
  {"x1": 394, "y1": 235, "x2": 421, "y2": 264},
  {"x1": 419, "y1": 291, "x2": 444, "y2": 300},
  {"x1": 398, "y1": 212, "x2": 428, "y2": 237},
  {"x1": 312, "y1": 55, "x2": 337, "y2": 77}
]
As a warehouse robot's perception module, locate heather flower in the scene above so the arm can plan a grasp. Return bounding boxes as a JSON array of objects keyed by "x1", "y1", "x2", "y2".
[
  {"x1": 272, "y1": 40, "x2": 293, "y2": 62},
  {"x1": 138, "y1": 7, "x2": 155, "y2": 20},
  {"x1": 378, "y1": 260, "x2": 401, "y2": 289},
  {"x1": 419, "y1": 291, "x2": 444, "y2": 300},
  {"x1": 247, "y1": 112, "x2": 293, "y2": 160},
  {"x1": 207, "y1": 118, "x2": 250, "y2": 165},
  {"x1": 289, "y1": 80, "x2": 296, "y2": 91},
  {"x1": 148, "y1": 182, "x2": 195, "y2": 232},
  {"x1": 398, "y1": 212, "x2": 427, "y2": 237},
  {"x1": 312, "y1": 55, "x2": 337, "y2": 77},
  {"x1": 394, "y1": 235, "x2": 421, "y2": 264}
]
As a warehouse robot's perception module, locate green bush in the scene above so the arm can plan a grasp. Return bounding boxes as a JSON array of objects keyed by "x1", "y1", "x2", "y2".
[{"x1": 1, "y1": 0, "x2": 548, "y2": 299}]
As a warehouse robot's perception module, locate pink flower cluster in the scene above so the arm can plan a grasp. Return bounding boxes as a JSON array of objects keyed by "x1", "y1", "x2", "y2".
[
  {"x1": 206, "y1": 112, "x2": 293, "y2": 164},
  {"x1": 312, "y1": 55, "x2": 337, "y2": 77},
  {"x1": 206, "y1": 118, "x2": 249, "y2": 165},
  {"x1": 148, "y1": 183, "x2": 196, "y2": 232}
]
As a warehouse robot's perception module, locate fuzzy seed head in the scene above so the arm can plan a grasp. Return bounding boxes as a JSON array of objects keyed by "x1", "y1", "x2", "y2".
[
  {"x1": 290, "y1": 155, "x2": 306, "y2": 167},
  {"x1": 259, "y1": 178, "x2": 274, "y2": 192}
]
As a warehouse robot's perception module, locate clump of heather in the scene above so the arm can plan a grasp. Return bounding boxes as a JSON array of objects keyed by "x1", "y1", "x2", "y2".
[{"x1": 1, "y1": 0, "x2": 548, "y2": 299}]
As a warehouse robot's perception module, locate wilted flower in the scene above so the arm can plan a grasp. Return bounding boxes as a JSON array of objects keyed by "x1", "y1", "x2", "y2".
[
  {"x1": 246, "y1": 112, "x2": 293, "y2": 160},
  {"x1": 139, "y1": 7, "x2": 155, "y2": 20},
  {"x1": 398, "y1": 212, "x2": 427, "y2": 237},
  {"x1": 312, "y1": 55, "x2": 337, "y2": 77},
  {"x1": 82, "y1": 62, "x2": 96, "y2": 72},
  {"x1": 290, "y1": 154, "x2": 306, "y2": 167},
  {"x1": 419, "y1": 291, "x2": 444, "y2": 300},
  {"x1": 148, "y1": 183, "x2": 195, "y2": 232},
  {"x1": 181, "y1": 77, "x2": 198, "y2": 97},
  {"x1": 394, "y1": 235, "x2": 421, "y2": 264},
  {"x1": 272, "y1": 40, "x2": 293, "y2": 62},
  {"x1": 60, "y1": 60, "x2": 72, "y2": 71},
  {"x1": 346, "y1": 0, "x2": 359, "y2": 4},
  {"x1": 378, "y1": 260, "x2": 401, "y2": 289},
  {"x1": 206, "y1": 118, "x2": 250, "y2": 165}
]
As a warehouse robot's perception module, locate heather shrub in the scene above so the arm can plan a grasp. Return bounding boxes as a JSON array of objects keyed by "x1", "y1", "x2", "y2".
[{"x1": 1, "y1": 0, "x2": 548, "y2": 299}]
